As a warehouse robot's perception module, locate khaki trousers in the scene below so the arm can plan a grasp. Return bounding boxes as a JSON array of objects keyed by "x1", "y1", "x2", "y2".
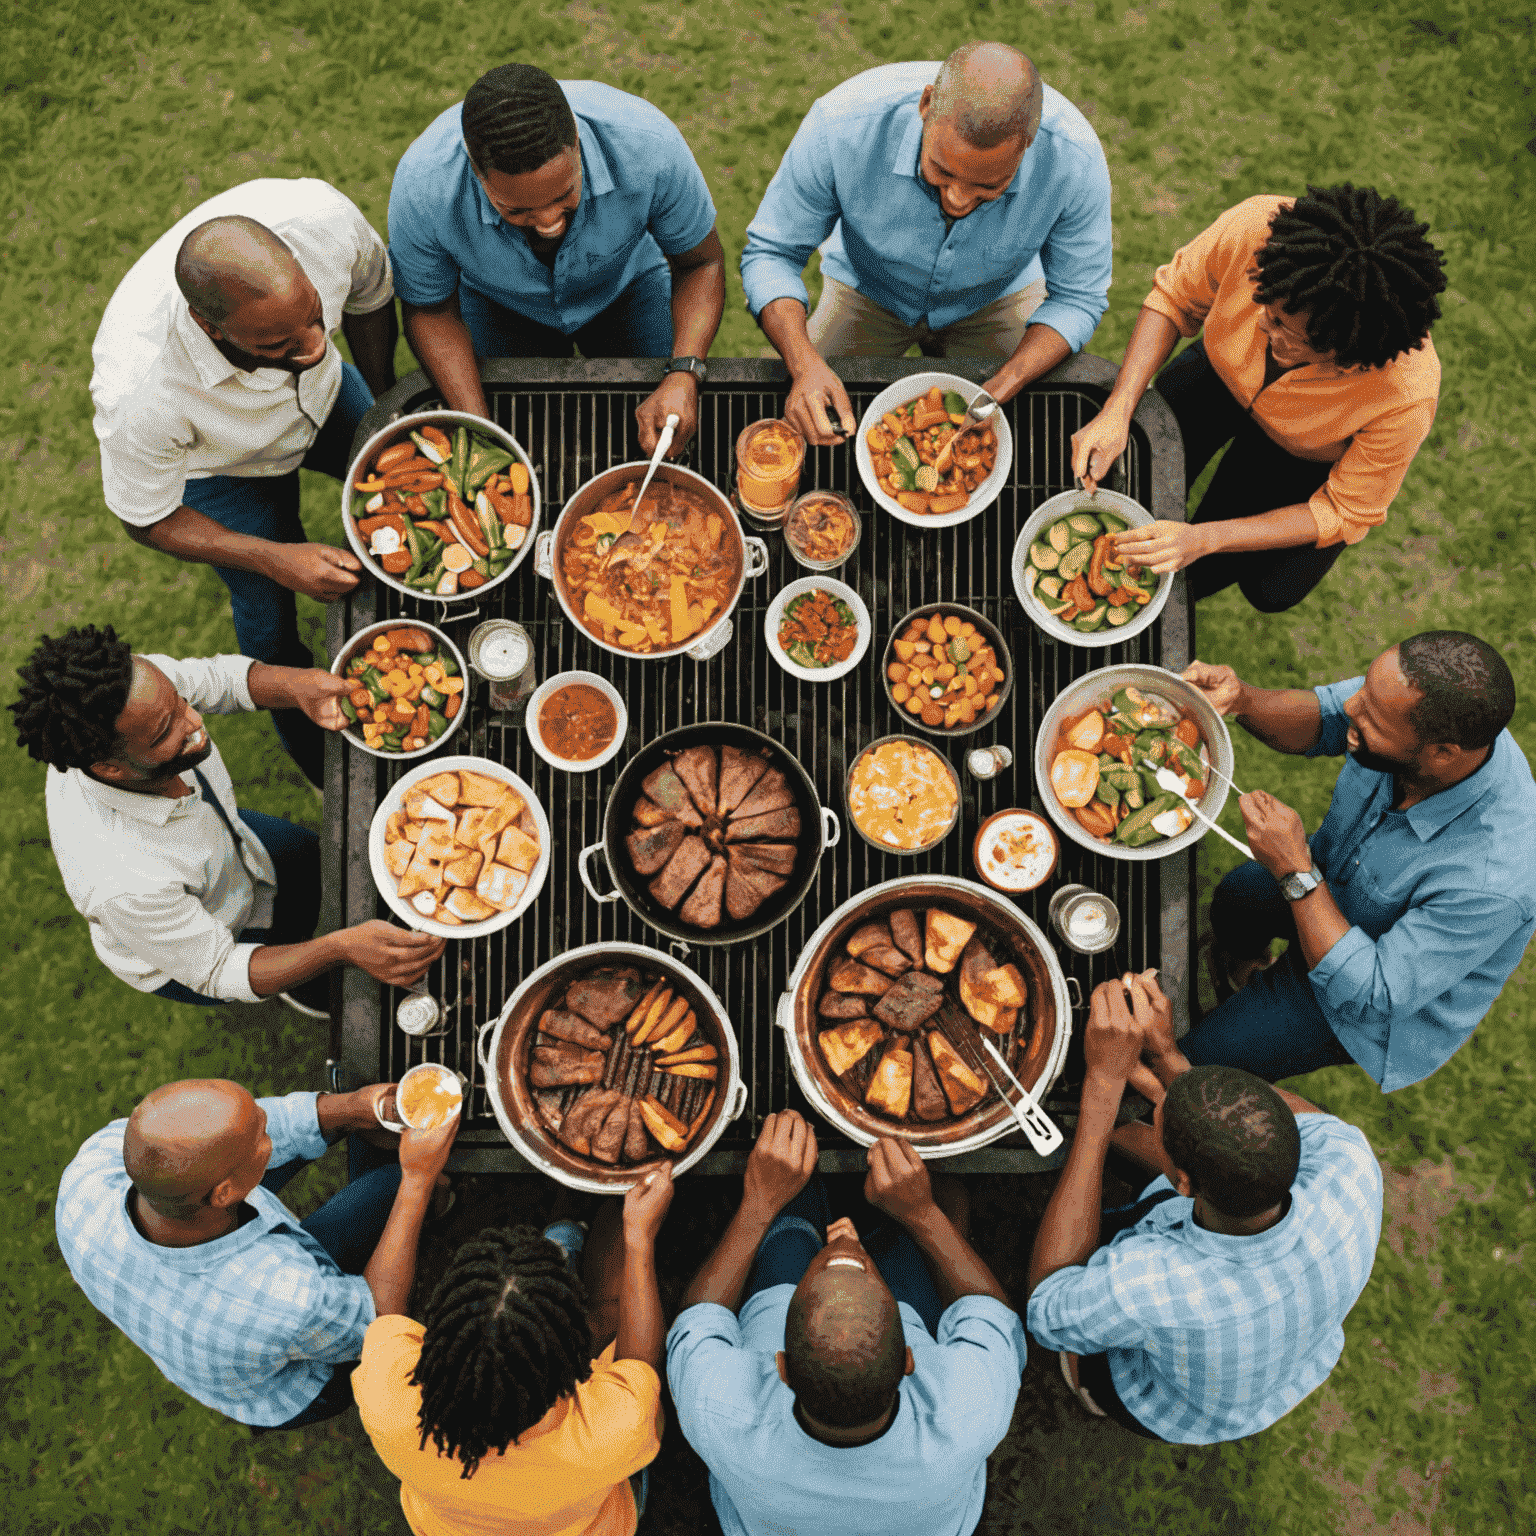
[{"x1": 806, "y1": 274, "x2": 1049, "y2": 360}]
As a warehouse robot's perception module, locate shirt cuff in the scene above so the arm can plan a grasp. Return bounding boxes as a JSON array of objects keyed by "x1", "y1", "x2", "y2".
[
  {"x1": 1029, "y1": 299, "x2": 1099, "y2": 355},
  {"x1": 1308, "y1": 484, "x2": 1380, "y2": 548},
  {"x1": 741, "y1": 260, "x2": 810, "y2": 320},
  {"x1": 1141, "y1": 285, "x2": 1202, "y2": 339},
  {"x1": 217, "y1": 940, "x2": 265, "y2": 1005},
  {"x1": 1305, "y1": 924, "x2": 1375, "y2": 1008}
]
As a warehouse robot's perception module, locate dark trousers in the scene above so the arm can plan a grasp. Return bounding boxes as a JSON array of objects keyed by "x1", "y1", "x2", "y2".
[
  {"x1": 250, "y1": 1136, "x2": 402, "y2": 1434},
  {"x1": 1153, "y1": 341, "x2": 1342, "y2": 613},
  {"x1": 1179, "y1": 861, "x2": 1357, "y2": 1081},
  {"x1": 459, "y1": 264, "x2": 674, "y2": 360},
  {"x1": 180, "y1": 362, "x2": 374, "y2": 786},
  {"x1": 153, "y1": 809, "x2": 321, "y2": 1007},
  {"x1": 742, "y1": 1175, "x2": 947, "y2": 1337}
]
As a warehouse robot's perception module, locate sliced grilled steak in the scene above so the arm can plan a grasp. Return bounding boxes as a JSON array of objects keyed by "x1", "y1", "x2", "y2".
[
  {"x1": 537, "y1": 1010, "x2": 613, "y2": 1052},
  {"x1": 648, "y1": 835, "x2": 712, "y2": 909},
  {"x1": 818, "y1": 992, "x2": 869, "y2": 1020},
  {"x1": 725, "y1": 850, "x2": 787, "y2": 921},
  {"x1": 717, "y1": 745, "x2": 770, "y2": 815},
  {"x1": 590, "y1": 1096, "x2": 632, "y2": 1164},
  {"x1": 911, "y1": 1036, "x2": 949, "y2": 1121},
  {"x1": 889, "y1": 909, "x2": 925, "y2": 968},
  {"x1": 872, "y1": 970, "x2": 947, "y2": 1030},
  {"x1": 828, "y1": 957, "x2": 895, "y2": 996},
  {"x1": 641, "y1": 764, "x2": 702, "y2": 825},
  {"x1": 531, "y1": 1045, "x2": 606, "y2": 1088},
  {"x1": 732, "y1": 768, "x2": 793, "y2": 820},
  {"x1": 672, "y1": 746, "x2": 719, "y2": 818},
  {"x1": 734, "y1": 841, "x2": 798, "y2": 875},
  {"x1": 565, "y1": 967, "x2": 646, "y2": 1029},
  {"x1": 679, "y1": 854, "x2": 727, "y2": 928},
  {"x1": 861, "y1": 944, "x2": 913, "y2": 978},
  {"x1": 623, "y1": 1097, "x2": 651, "y2": 1161},
  {"x1": 627, "y1": 821, "x2": 687, "y2": 876},
  {"x1": 725, "y1": 806, "x2": 801, "y2": 843},
  {"x1": 631, "y1": 796, "x2": 674, "y2": 829}
]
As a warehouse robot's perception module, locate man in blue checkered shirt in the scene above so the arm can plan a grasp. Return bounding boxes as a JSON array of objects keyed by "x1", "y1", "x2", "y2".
[
  {"x1": 56, "y1": 1077, "x2": 456, "y2": 1430},
  {"x1": 1026, "y1": 975, "x2": 1382, "y2": 1443}
]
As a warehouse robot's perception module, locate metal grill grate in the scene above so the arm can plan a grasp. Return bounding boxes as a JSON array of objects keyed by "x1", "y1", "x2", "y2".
[{"x1": 325, "y1": 358, "x2": 1190, "y2": 1172}]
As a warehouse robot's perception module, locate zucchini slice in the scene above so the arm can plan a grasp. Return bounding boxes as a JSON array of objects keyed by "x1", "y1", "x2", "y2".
[
  {"x1": 1073, "y1": 601, "x2": 1109, "y2": 631},
  {"x1": 1067, "y1": 513, "x2": 1103, "y2": 537},
  {"x1": 1097, "y1": 511, "x2": 1129, "y2": 534},
  {"x1": 1029, "y1": 541, "x2": 1060, "y2": 571},
  {"x1": 1058, "y1": 540, "x2": 1094, "y2": 581},
  {"x1": 1105, "y1": 605, "x2": 1134, "y2": 627},
  {"x1": 1038, "y1": 575, "x2": 1063, "y2": 599},
  {"x1": 1047, "y1": 520, "x2": 1073, "y2": 554}
]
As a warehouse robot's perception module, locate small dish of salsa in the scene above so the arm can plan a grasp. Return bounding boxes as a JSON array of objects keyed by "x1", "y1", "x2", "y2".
[{"x1": 525, "y1": 671, "x2": 628, "y2": 773}]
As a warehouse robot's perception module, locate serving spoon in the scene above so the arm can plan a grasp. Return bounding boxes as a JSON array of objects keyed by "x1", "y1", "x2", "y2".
[
  {"x1": 1143, "y1": 759, "x2": 1253, "y2": 858},
  {"x1": 632, "y1": 412, "x2": 680, "y2": 513},
  {"x1": 934, "y1": 389, "x2": 997, "y2": 472}
]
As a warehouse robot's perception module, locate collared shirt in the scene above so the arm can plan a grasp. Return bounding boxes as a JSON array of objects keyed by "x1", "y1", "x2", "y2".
[
  {"x1": 44, "y1": 653, "x2": 277, "y2": 1003},
  {"x1": 1143, "y1": 195, "x2": 1441, "y2": 548},
  {"x1": 740, "y1": 62, "x2": 1112, "y2": 348},
  {"x1": 90, "y1": 178, "x2": 394, "y2": 526},
  {"x1": 55, "y1": 1092, "x2": 374, "y2": 1427},
  {"x1": 1302, "y1": 677, "x2": 1536, "y2": 1091},
  {"x1": 387, "y1": 84, "x2": 717, "y2": 334},
  {"x1": 667, "y1": 1286, "x2": 1026, "y2": 1536},
  {"x1": 1027, "y1": 1115, "x2": 1383, "y2": 1444}
]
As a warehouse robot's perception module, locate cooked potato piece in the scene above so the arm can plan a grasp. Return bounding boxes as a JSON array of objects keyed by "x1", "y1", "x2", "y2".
[
  {"x1": 977, "y1": 964, "x2": 1028, "y2": 1009},
  {"x1": 819, "y1": 1019, "x2": 884, "y2": 1076},
  {"x1": 455, "y1": 806, "x2": 492, "y2": 848},
  {"x1": 385, "y1": 811, "x2": 407, "y2": 844},
  {"x1": 445, "y1": 887, "x2": 497, "y2": 922},
  {"x1": 478, "y1": 789, "x2": 525, "y2": 841},
  {"x1": 925, "y1": 911, "x2": 977, "y2": 973},
  {"x1": 456, "y1": 770, "x2": 506, "y2": 807},
  {"x1": 496, "y1": 826, "x2": 542, "y2": 873},
  {"x1": 927, "y1": 1032, "x2": 989, "y2": 1115},
  {"x1": 865, "y1": 1045, "x2": 913, "y2": 1119},
  {"x1": 383, "y1": 839, "x2": 414, "y2": 879},
  {"x1": 405, "y1": 789, "x2": 455, "y2": 823},
  {"x1": 829, "y1": 958, "x2": 895, "y2": 996},
  {"x1": 442, "y1": 851, "x2": 483, "y2": 888},
  {"x1": 417, "y1": 772, "x2": 461, "y2": 805},
  {"x1": 476, "y1": 862, "x2": 528, "y2": 911}
]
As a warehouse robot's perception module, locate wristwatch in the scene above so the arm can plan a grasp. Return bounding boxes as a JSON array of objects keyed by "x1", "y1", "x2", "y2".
[
  {"x1": 1279, "y1": 863, "x2": 1324, "y2": 902},
  {"x1": 664, "y1": 356, "x2": 708, "y2": 385}
]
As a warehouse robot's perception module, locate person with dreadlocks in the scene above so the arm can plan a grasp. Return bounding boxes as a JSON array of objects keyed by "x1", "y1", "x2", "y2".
[
  {"x1": 1174, "y1": 631, "x2": 1535, "y2": 1090},
  {"x1": 1026, "y1": 975, "x2": 1383, "y2": 1442},
  {"x1": 11, "y1": 625, "x2": 442, "y2": 1010},
  {"x1": 352, "y1": 1169, "x2": 673, "y2": 1536},
  {"x1": 1071, "y1": 187, "x2": 1447, "y2": 613},
  {"x1": 388, "y1": 62, "x2": 726, "y2": 460}
]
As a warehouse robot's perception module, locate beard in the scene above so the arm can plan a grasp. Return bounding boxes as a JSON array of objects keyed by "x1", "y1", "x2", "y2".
[{"x1": 1349, "y1": 742, "x2": 1418, "y2": 777}]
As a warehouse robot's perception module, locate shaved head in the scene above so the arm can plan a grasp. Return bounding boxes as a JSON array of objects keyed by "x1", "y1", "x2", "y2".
[
  {"x1": 123, "y1": 1080, "x2": 261, "y2": 1220},
  {"x1": 174, "y1": 216, "x2": 302, "y2": 325},
  {"x1": 929, "y1": 42, "x2": 1042, "y2": 149},
  {"x1": 784, "y1": 1262, "x2": 906, "y2": 1428}
]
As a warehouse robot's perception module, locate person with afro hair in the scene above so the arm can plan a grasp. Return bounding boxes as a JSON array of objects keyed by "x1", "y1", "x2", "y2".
[
  {"x1": 1027, "y1": 975, "x2": 1382, "y2": 1444},
  {"x1": 1072, "y1": 185, "x2": 1447, "y2": 613}
]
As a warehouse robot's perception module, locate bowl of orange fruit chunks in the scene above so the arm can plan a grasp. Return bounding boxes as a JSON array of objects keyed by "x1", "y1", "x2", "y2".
[
  {"x1": 855, "y1": 372, "x2": 1012, "y2": 529},
  {"x1": 883, "y1": 604, "x2": 1012, "y2": 736},
  {"x1": 332, "y1": 621, "x2": 469, "y2": 759},
  {"x1": 370, "y1": 758, "x2": 551, "y2": 937}
]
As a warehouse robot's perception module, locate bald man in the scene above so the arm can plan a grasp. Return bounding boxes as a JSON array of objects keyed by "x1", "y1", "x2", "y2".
[
  {"x1": 668, "y1": 1113, "x2": 1026, "y2": 1536},
  {"x1": 90, "y1": 179, "x2": 398, "y2": 785},
  {"x1": 742, "y1": 43, "x2": 1112, "y2": 445},
  {"x1": 56, "y1": 1077, "x2": 457, "y2": 1430}
]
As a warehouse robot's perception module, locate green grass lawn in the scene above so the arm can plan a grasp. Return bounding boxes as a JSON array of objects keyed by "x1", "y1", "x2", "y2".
[{"x1": 3, "y1": 0, "x2": 1533, "y2": 1531}]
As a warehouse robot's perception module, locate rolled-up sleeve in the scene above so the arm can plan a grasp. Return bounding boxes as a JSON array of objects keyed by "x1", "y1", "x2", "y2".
[
  {"x1": 1307, "y1": 397, "x2": 1437, "y2": 546},
  {"x1": 1027, "y1": 1257, "x2": 1147, "y2": 1357},
  {"x1": 145, "y1": 652, "x2": 256, "y2": 716},
  {"x1": 740, "y1": 101, "x2": 841, "y2": 318},
  {"x1": 95, "y1": 889, "x2": 262, "y2": 1003},
  {"x1": 259, "y1": 1091, "x2": 329, "y2": 1164},
  {"x1": 1031, "y1": 148, "x2": 1113, "y2": 353},
  {"x1": 98, "y1": 400, "x2": 196, "y2": 527},
  {"x1": 1143, "y1": 199, "x2": 1267, "y2": 338}
]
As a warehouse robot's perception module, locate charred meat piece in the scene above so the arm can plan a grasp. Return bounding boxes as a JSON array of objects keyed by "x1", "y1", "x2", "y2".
[
  {"x1": 829, "y1": 957, "x2": 895, "y2": 996},
  {"x1": 725, "y1": 807, "x2": 801, "y2": 843},
  {"x1": 846, "y1": 921, "x2": 894, "y2": 958},
  {"x1": 631, "y1": 796, "x2": 675, "y2": 829},
  {"x1": 535, "y1": 1090, "x2": 566, "y2": 1135},
  {"x1": 734, "y1": 841, "x2": 798, "y2": 876},
  {"x1": 628, "y1": 821, "x2": 687, "y2": 876},
  {"x1": 818, "y1": 991, "x2": 869, "y2": 1020},
  {"x1": 537, "y1": 1010, "x2": 614, "y2": 1052},
  {"x1": 889, "y1": 909, "x2": 925, "y2": 968},
  {"x1": 717, "y1": 745, "x2": 770, "y2": 815},
  {"x1": 733, "y1": 768, "x2": 793, "y2": 820},
  {"x1": 726, "y1": 850, "x2": 787, "y2": 921},
  {"x1": 672, "y1": 746, "x2": 719, "y2": 818},
  {"x1": 872, "y1": 970, "x2": 946, "y2": 1030},
  {"x1": 641, "y1": 764, "x2": 702, "y2": 826},
  {"x1": 558, "y1": 1087, "x2": 623, "y2": 1154},
  {"x1": 649, "y1": 835, "x2": 712, "y2": 909},
  {"x1": 623, "y1": 1097, "x2": 651, "y2": 1162},
  {"x1": 861, "y1": 945, "x2": 912, "y2": 978},
  {"x1": 531, "y1": 1045, "x2": 606, "y2": 1088},
  {"x1": 590, "y1": 1096, "x2": 633, "y2": 1164},
  {"x1": 679, "y1": 854, "x2": 727, "y2": 929},
  {"x1": 911, "y1": 1036, "x2": 949, "y2": 1121},
  {"x1": 566, "y1": 967, "x2": 646, "y2": 1029},
  {"x1": 928, "y1": 1031, "x2": 989, "y2": 1116}
]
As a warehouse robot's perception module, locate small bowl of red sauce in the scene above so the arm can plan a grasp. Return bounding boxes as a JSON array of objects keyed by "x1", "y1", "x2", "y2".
[
  {"x1": 973, "y1": 809, "x2": 1059, "y2": 893},
  {"x1": 525, "y1": 671, "x2": 627, "y2": 774}
]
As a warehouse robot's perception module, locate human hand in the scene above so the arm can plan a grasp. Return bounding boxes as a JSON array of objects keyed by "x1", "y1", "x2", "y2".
[
  {"x1": 1083, "y1": 979, "x2": 1145, "y2": 1088},
  {"x1": 742, "y1": 1109, "x2": 818, "y2": 1221},
  {"x1": 635, "y1": 375, "x2": 697, "y2": 458},
  {"x1": 1123, "y1": 970, "x2": 1177, "y2": 1064},
  {"x1": 1112, "y1": 520, "x2": 1209, "y2": 575},
  {"x1": 288, "y1": 670, "x2": 355, "y2": 731},
  {"x1": 399, "y1": 1108, "x2": 459, "y2": 1184},
  {"x1": 1181, "y1": 659, "x2": 1245, "y2": 717},
  {"x1": 340, "y1": 921, "x2": 446, "y2": 986},
  {"x1": 783, "y1": 356, "x2": 857, "y2": 447},
  {"x1": 824, "y1": 1215, "x2": 861, "y2": 1246},
  {"x1": 623, "y1": 1161, "x2": 675, "y2": 1246},
  {"x1": 1238, "y1": 791, "x2": 1312, "y2": 879},
  {"x1": 864, "y1": 1137, "x2": 936, "y2": 1229},
  {"x1": 269, "y1": 542, "x2": 362, "y2": 600},
  {"x1": 1070, "y1": 406, "x2": 1132, "y2": 494}
]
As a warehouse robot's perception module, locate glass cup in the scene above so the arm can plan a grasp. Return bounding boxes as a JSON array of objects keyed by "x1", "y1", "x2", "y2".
[{"x1": 374, "y1": 1063, "x2": 466, "y2": 1132}]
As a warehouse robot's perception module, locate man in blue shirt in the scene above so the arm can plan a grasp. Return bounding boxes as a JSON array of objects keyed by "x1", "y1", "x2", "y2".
[
  {"x1": 741, "y1": 43, "x2": 1112, "y2": 444},
  {"x1": 1178, "y1": 631, "x2": 1535, "y2": 1090},
  {"x1": 389, "y1": 64, "x2": 725, "y2": 457},
  {"x1": 1027, "y1": 975, "x2": 1383, "y2": 1443},
  {"x1": 667, "y1": 1111, "x2": 1026, "y2": 1536}
]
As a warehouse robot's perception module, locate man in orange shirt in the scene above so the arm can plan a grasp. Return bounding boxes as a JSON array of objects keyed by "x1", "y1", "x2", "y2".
[
  {"x1": 352, "y1": 1170, "x2": 672, "y2": 1536},
  {"x1": 1072, "y1": 186, "x2": 1446, "y2": 613}
]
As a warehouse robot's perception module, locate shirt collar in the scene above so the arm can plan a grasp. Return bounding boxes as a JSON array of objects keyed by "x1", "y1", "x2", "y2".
[
  {"x1": 172, "y1": 302, "x2": 295, "y2": 393},
  {"x1": 1154, "y1": 1193, "x2": 1305, "y2": 1265},
  {"x1": 472, "y1": 113, "x2": 610, "y2": 229},
  {"x1": 73, "y1": 766, "x2": 200, "y2": 826},
  {"x1": 118, "y1": 1183, "x2": 294, "y2": 1272},
  {"x1": 888, "y1": 102, "x2": 1025, "y2": 202},
  {"x1": 1402, "y1": 731, "x2": 1509, "y2": 841}
]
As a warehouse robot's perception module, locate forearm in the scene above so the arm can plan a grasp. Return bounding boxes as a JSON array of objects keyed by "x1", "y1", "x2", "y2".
[
  {"x1": 1098, "y1": 308, "x2": 1182, "y2": 422},
  {"x1": 1287, "y1": 882, "x2": 1353, "y2": 969},
  {"x1": 1026, "y1": 1077, "x2": 1120, "y2": 1294},
  {"x1": 1196, "y1": 502, "x2": 1319, "y2": 558},
  {"x1": 246, "y1": 661, "x2": 323, "y2": 713},
  {"x1": 669, "y1": 260, "x2": 725, "y2": 360},
  {"x1": 127, "y1": 506, "x2": 288, "y2": 580},
  {"x1": 342, "y1": 304, "x2": 399, "y2": 398},
  {"x1": 1108, "y1": 1119, "x2": 1177, "y2": 1182},
  {"x1": 364, "y1": 1171, "x2": 435, "y2": 1316},
  {"x1": 1227, "y1": 681, "x2": 1324, "y2": 755},
  {"x1": 613, "y1": 1238, "x2": 667, "y2": 1373},
  {"x1": 680, "y1": 1200, "x2": 774, "y2": 1312},
  {"x1": 983, "y1": 323, "x2": 1072, "y2": 404},
  {"x1": 903, "y1": 1205, "x2": 1011, "y2": 1309},
  {"x1": 314, "y1": 1086, "x2": 375, "y2": 1142},
  {"x1": 759, "y1": 297, "x2": 824, "y2": 376},
  {"x1": 401, "y1": 301, "x2": 489, "y2": 418},
  {"x1": 247, "y1": 931, "x2": 346, "y2": 998}
]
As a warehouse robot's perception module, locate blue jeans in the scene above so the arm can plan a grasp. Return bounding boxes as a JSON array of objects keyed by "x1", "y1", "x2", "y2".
[
  {"x1": 1180, "y1": 860, "x2": 1357, "y2": 1081},
  {"x1": 742, "y1": 1176, "x2": 947, "y2": 1337},
  {"x1": 459, "y1": 264, "x2": 674, "y2": 359},
  {"x1": 153, "y1": 809, "x2": 321, "y2": 1007},
  {"x1": 181, "y1": 361, "x2": 374, "y2": 786}
]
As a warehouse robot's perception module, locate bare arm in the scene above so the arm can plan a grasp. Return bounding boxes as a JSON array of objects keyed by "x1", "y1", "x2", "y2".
[
  {"x1": 634, "y1": 229, "x2": 727, "y2": 456},
  {"x1": 341, "y1": 303, "x2": 399, "y2": 398},
  {"x1": 981, "y1": 323, "x2": 1073, "y2": 407},
  {"x1": 401, "y1": 294, "x2": 490, "y2": 419},
  {"x1": 1180, "y1": 661, "x2": 1325, "y2": 755},
  {"x1": 1070, "y1": 308, "x2": 1183, "y2": 491},
  {"x1": 246, "y1": 923, "x2": 444, "y2": 997},
  {"x1": 365, "y1": 1116, "x2": 459, "y2": 1317},
  {"x1": 758, "y1": 296, "x2": 857, "y2": 447},
  {"x1": 613, "y1": 1167, "x2": 673, "y2": 1373},
  {"x1": 1114, "y1": 502, "x2": 1321, "y2": 577}
]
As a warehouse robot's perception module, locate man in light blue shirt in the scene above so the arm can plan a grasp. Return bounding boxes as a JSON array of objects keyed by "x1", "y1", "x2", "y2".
[
  {"x1": 668, "y1": 1111, "x2": 1025, "y2": 1536},
  {"x1": 1027, "y1": 976, "x2": 1383, "y2": 1443},
  {"x1": 1176, "y1": 631, "x2": 1536, "y2": 1091},
  {"x1": 742, "y1": 43, "x2": 1112, "y2": 444},
  {"x1": 389, "y1": 63, "x2": 725, "y2": 457}
]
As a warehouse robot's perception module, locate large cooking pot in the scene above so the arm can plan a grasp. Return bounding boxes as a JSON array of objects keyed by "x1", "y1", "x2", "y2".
[
  {"x1": 476, "y1": 942, "x2": 747, "y2": 1193},
  {"x1": 777, "y1": 876, "x2": 1073, "y2": 1158},
  {"x1": 533, "y1": 461, "x2": 769, "y2": 663},
  {"x1": 578, "y1": 722, "x2": 840, "y2": 948}
]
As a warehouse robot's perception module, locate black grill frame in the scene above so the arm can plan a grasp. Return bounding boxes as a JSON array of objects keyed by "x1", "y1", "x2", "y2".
[{"x1": 324, "y1": 355, "x2": 1190, "y2": 1173}]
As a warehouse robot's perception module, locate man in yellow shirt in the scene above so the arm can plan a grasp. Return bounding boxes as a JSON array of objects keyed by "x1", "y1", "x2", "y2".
[{"x1": 353, "y1": 1171, "x2": 672, "y2": 1536}]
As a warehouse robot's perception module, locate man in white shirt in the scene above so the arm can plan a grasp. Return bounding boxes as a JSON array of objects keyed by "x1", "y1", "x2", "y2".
[
  {"x1": 90, "y1": 179, "x2": 399, "y2": 786},
  {"x1": 12, "y1": 624, "x2": 442, "y2": 1008}
]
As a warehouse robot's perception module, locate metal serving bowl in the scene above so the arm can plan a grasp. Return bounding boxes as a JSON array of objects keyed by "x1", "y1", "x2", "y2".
[{"x1": 329, "y1": 619, "x2": 468, "y2": 761}]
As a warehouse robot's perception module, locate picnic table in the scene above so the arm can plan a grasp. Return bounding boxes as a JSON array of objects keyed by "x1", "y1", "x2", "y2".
[{"x1": 324, "y1": 356, "x2": 1188, "y2": 1173}]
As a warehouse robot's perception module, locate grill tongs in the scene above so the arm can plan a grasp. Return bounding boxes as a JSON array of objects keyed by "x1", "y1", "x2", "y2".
[{"x1": 934, "y1": 1001, "x2": 1063, "y2": 1157}]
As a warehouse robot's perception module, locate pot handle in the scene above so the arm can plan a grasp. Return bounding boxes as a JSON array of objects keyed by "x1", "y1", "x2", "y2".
[
  {"x1": 476, "y1": 1018, "x2": 498, "y2": 1073},
  {"x1": 534, "y1": 529, "x2": 555, "y2": 581},
  {"x1": 820, "y1": 807, "x2": 841, "y2": 849},
  {"x1": 1065, "y1": 976, "x2": 1085, "y2": 1012},
  {"x1": 726, "y1": 1079, "x2": 749, "y2": 1121},
  {"x1": 743, "y1": 536, "x2": 770, "y2": 579},
  {"x1": 774, "y1": 990, "x2": 795, "y2": 1034},
  {"x1": 668, "y1": 938, "x2": 692, "y2": 960},
  {"x1": 577, "y1": 842, "x2": 622, "y2": 904},
  {"x1": 686, "y1": 616, "x2": 734, "y2": 663}
]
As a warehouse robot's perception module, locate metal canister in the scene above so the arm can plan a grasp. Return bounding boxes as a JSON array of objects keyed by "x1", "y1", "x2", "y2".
[
  {"x1": 1048, "y1": 883, "x2": 1121, "y2": 955},
  {"x1": 469, "y1": 619, "x2": 537, "y2": 720},
  {"x1": 396, "y1": 991, "x2": 447, "y2": 1038},
  {"x1": 966, "y1": 745, "x2": 1014, "y2": 782}
]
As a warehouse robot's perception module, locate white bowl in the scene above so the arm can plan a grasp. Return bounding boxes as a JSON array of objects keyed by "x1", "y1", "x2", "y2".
[
  {"x1": 1011, "y1": 488, "x2": 1173, "y2": 649},
  {"x1": 854, "y1": 371, "x2": 1013, "y2": 530},
  {"x1": 369, "y1": 755, "x2": 551, "y2": 937},
  {"x1": 764, "y1": 577, "x2": 872, "y2": 683},
  {"x1": 523, "y1": 671, "x2": 628, "y2": 773},
  {"x1": 330, "y1": 620, "x2": 469, "y2": 761},
  {"x1": 343, "y1": 410, "x2": 541, "y2": 604}
]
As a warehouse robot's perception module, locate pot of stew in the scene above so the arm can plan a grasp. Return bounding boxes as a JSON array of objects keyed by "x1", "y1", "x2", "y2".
[{"x1": 534, "y1": 462, "x2": 769, "y2": 663}]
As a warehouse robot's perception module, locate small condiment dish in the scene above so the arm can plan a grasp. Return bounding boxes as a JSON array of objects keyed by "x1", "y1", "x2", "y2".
[
  {"x1": 524, "y1": 671, "x2": 628, "y2": 773},
  {"x1": 765, "y1": 577, "x2": 871, "y2": 684},
  {"x1": 973, "y1": 809, "x2": 1059, "y2": 893}
]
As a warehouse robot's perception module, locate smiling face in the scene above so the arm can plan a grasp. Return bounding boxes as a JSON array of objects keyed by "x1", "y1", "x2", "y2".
[
  {"x1": 916, "y1": 102, "x2": 1028, "y2": 220},
  {"x1": 478, "y1": 143, "x2": 583, "y2": 241},
  {"x1": 1342, "y1": 647, "x2": 1428, "y2": 776},
  {"x1": 1256, "y1": 300, "x2": 1335, "y2": 369},
  {"x1": 193, "y1": 267, "x2": 329, "y2": 372},
  {"x1": 92, "y1": 658, "x2": 213, "y2": 788}
]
